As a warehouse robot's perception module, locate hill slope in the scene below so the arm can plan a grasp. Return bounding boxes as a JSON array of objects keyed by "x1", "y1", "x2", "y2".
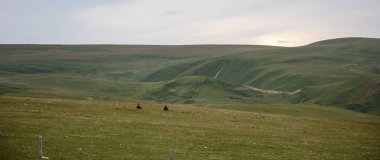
[
  {"x1": 142, "y1": 38, "x2": 380, "y2": 114},
  {"x1": 135, "y1": 76, "x2": 291, "y2": 104},
  {"x1": 0, "y1": 38, "x2": 379, "y2": 114}
]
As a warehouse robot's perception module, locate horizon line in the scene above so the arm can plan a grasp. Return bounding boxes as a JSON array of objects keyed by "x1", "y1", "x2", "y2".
[{"x1": 0, "y1": 37, "x2": 378, "y2": 47}]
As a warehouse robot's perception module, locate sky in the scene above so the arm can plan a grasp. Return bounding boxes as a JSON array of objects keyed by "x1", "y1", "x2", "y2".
[{"x1": 0, "y1": 0, "x2": 379, "y2": 46}]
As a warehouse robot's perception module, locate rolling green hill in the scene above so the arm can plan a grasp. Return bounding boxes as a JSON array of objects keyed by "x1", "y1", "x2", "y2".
[
  {"x1": 0, "y1": 38, "x2": 379, "y2": 114},
  {"x1": 142, "y1": 38, "x2": 380, "y2": 114},
  {"x1": 134, "y1": 76, "x2": 291, "y2": 104},
  {"x1": 1, "y1": 38, "x2": 380, "y2": 159}
]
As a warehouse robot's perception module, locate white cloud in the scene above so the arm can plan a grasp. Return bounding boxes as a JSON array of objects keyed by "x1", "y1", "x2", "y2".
[{"x1": 1, "y1": 0, "x2": 380, "y2": 45}]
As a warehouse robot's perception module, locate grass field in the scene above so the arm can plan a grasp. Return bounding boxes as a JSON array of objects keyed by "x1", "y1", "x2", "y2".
[
  {"x1": 0, "y1": 38, "x2": 380, "y2": 159},
  {"x1": 0, "y1": 96, "x2": 379, "y2": 160},
  {"x1": 3, "y1": 38, "x2": 378, "y2": 114}
]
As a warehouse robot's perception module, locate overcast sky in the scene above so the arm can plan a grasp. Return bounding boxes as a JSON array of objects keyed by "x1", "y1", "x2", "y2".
[{"x1": 1, "y1": 0, "x2": 379, "y2": 46}]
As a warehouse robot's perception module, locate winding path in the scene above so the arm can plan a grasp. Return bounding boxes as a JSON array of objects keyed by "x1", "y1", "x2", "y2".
[
  {"x1": 244, "y1": 85, "x2": 302, "y2": 95},
  {"x1": 213, "y1": 67, "x2": 224, "y2": 79},
  {"x1": 212, "y1": 66, "x2": 301, "y2": 95}
]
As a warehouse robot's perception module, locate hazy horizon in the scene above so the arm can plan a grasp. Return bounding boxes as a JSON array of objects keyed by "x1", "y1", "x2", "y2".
[
  {"x1": 0, "y1": 37, "x2": 378, "y2": 47},
  {"x1": 1, "y1": 0, "x2": 380, "y2": 46}
]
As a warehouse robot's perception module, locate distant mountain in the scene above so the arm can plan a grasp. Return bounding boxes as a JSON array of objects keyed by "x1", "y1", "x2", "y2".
[{"x1": 308, "y1": 37, "x2": 380, "y2": 46}]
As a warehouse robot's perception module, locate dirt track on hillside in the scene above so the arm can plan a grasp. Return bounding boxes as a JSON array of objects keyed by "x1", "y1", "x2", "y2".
[{"x1": 244, "y1": 85, "x2": 302, "y2": 95}]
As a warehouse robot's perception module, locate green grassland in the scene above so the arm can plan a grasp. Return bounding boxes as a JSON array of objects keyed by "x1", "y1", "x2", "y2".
[
  {"x1": 0, "y1": 38, "x2": 380, "y2": 159},
  {"x1": 141, "y1": 38, "x2": 380, "y2": 114},
  {"x1": 1, "y1": 38, "x2": 379, "y2": 114},
  {"x1": 0, "y1": 96, "x2": 379, "y2": 159}
]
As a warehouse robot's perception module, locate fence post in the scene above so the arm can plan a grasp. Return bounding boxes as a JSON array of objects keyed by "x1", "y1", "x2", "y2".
[
  {"x1": 38, "y1": 135, "x2": 43, "y2": 159},
  {"x1": 169, "y1": 148, "x2": 173, "y2": 160},
  {"x1": 38, "y1": 135, "x2": 49, "y2": 159}
]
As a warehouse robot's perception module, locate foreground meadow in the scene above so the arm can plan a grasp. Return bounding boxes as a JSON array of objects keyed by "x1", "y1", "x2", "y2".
[{"x1": 0, "y1": 96, "x2": 379, "y2": 159}]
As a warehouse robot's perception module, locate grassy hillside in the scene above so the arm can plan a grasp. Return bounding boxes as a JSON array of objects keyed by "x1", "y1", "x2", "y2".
[
  {"x1": 0, "y1": 96, "x2": 379, "y2": 159},
  {"x1": 1, "y1": 38, "x2": 380, "y2": 159},
  {"x1": 135, "y1": 76, "x2": 291, "y2": 104},
  {"x1": 0, "y1": 44, "x2": 274, "y2": 80},
  {"x1": 142, "y1": 38, "x2": 380, "y2": 114},
  {"x1": 0, "y1": 38, "x2": 379, "y2": 114}
]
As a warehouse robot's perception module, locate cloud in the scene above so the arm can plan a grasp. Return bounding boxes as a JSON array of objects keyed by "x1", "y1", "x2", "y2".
[
  {"x1": 277, "y1": 41, "x2": 292, "y2": 45},
  {"x1": 163, "y1": 10, "x2": 183, "y2": 16},
  {"x1": 73, "y1": 0, "x2": 283, "y2": 44},
  {"x1": 1, "y1": 0, "x2": 380, "y2": 45}
]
